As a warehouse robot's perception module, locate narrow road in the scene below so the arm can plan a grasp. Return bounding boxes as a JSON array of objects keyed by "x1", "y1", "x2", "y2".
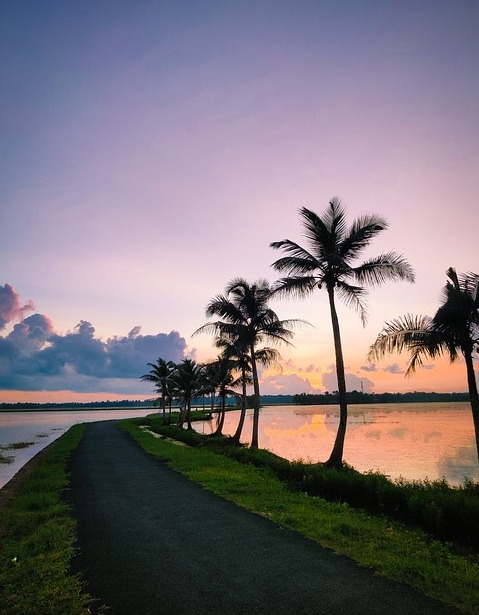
[{"x1": 68, "y1": 421, "x2": 461, "y2": 615}]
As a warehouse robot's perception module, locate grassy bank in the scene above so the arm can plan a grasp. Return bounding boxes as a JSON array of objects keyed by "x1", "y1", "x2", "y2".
[
  {"x1": 0, "y1": 424, "x2": 91, "y2": 615},
  {"x1": 1, "y1": 417, "x2": 478, "y2": 614},
  {"x1": 139, "y1": 415, "x2": 479, "y2": 550},
  {"x1": 122, "y1": 417, "x2": 479, "y2": 615}
]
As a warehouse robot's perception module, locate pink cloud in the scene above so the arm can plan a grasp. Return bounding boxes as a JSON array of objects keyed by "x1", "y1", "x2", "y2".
[{"x1": 0, "y1": 283, "x2": 34, "y2": 329}]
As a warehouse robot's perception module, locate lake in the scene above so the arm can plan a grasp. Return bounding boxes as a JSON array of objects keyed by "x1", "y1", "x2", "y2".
[
  {"x1": 196, "y1": 401, "x2": 479, "y2": 486},
  {"x1": 1, "y1": 402, "x2": 477, "y2": 489}
]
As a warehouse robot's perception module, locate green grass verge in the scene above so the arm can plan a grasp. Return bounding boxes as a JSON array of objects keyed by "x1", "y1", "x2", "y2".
[
  {"x1": 121, "y1": 419, "x2": 479, "y2": 615},
  {"x1": 0, "y1": 424, "x2": 91, "y2": 615}
]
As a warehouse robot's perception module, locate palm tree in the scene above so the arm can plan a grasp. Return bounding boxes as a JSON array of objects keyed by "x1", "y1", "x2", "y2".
[
  {"x1": 170, "y1": 359, "x2": 205, "y2": 430},
  {"x1": 214, "y1": 335, "x2": 251, "y2": 441},
  {"x1": 140, "y1": 358, "x2": 176, "y2": 423},
  {"x1": 204, "y1": 357, "x2": 242, "y2": 436},
  {"x1": 368, "y1": 267, "x2": 479, "y2": 461},
  {"x1": 271, "y1": 198, "x2": 415, "y2": 467},
  {"x1": 194, "y1": 278, "x2": 299, "y2": 447},
  {"x1": 215, "y1": 336, "x2": 279, "y2": 442}
]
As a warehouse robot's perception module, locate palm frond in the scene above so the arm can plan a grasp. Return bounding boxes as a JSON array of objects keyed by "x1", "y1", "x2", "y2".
[
  {"x1": 270, "y1": 238, "x2": 320, "y2": 273},
  {"x1": 205, "y1": 295, "x2": 244, "y2": 323},
  {"x1": 322, "y1": 198, "x2": 348, "y2": 237},
  {"x1": 353, "y1": 252, "x2": 415, "y2": 286},
  {"x1": 299, "y1": 202, "x2": 346, "y2": 256},
  {"x1": 255, "y1": 346, "x2": 282, "y2": 368},
  {"x1": 335, "y1": 281, "x2": 369, "y2": 325},
  {"x1": 367, "y1": 314, "x2": 445, "y2": 374},
  {"x1": 340, "y1": 214, "x2": 388, "y2": 259},
  {"x1": 271, "y1": 276, "x2": 319, "y2": 299},
  {"x1": 433, "y1": 268, "x2": 479, "y2": 358}
]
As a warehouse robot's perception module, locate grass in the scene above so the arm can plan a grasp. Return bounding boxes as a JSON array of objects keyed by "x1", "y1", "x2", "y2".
[
  {"x1": 1, "y1": 415, "x2": 478, "y2": 614},
  {"x1": 0, "y1": 424, "x2": 92, "y2": 615},
  {"x1": 121, "y1": 418, "x2": 479, "y2": 615},
  {"x1": 139, "y1": 416, "x2": 479, "y2": 550}
]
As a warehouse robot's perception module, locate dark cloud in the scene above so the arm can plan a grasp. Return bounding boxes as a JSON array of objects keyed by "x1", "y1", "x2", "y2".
[
  {"x1": 360, "y1": 363, "x2": 378, "y2": 373},
  {"x1": 0, "y1": 283, "x2": 34, "y2": 329},
  {"x1": 7, "y1": 314, "x2": 55, "y2": 352},
  {"x1": 0, "y1": 287, "x2": 188, "y2": 393},
  {"x1": 419, "y1": 364, "x2": 436, "y2": 371}
]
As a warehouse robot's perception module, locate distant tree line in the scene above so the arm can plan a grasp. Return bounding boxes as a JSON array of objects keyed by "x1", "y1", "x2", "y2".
[
  {"x1": 1, "y1": 391, "x2": 470, "y2": 412},
  {"x1": 291, "y1": 391, "x2": 470, "y2": 405},
  {"x1": 0, "y1": 399, "x2": 156, "y2": 411}
]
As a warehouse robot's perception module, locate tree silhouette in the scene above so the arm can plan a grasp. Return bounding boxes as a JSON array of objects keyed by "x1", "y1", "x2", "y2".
[
  {"x1": 271, "y1": 198, "x2": 415, "y2": 467},
  {"x1": 140, "y1": 358, "x2": 176, "y2": 423},
  {"x1": 170, "y1": 359, "x2": 205, "y2": 430},
  {"x1": 194, "y1": 278, "x2": 298, "y2": 447},
  {"x1": 369, "y1": 267, "x2": 479, "y2": 461}
]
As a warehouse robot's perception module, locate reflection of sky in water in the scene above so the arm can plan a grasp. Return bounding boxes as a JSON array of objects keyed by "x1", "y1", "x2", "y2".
[
  {"x1": 199, "y1": 402, "x2": 478, "y2": 486},
  {"x1": 2, "y1": 403, "x2": 477, "y2": 489}
]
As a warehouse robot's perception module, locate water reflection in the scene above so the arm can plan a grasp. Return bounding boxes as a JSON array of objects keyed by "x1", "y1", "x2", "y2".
[
  {"x1": 0, "y1": 409, "x2": 152, "y2": 489},
  {"x1": 2, "y1": 403, "x2": 477, "y2": 489},
  {"x1": 197, "y1": 402, "x2": 479, "y2": 486}
]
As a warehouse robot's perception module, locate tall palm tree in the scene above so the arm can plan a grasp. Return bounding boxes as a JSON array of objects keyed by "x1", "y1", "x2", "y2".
[
  {"x1": 170, "y1": 359, "x2": 205, "y2": 430},
  {"x1": 140, "y1": 358, "x2": 176, "y2": 424},
  {"x1": 271, "y1": 198, "x2": 415, "y2": 467},
  {"x1": 194, "y1": 278, "x2": 299, "y2": 447},
  {"x1": 368, "y1": 267, "x2": 479, "y2": 461}
]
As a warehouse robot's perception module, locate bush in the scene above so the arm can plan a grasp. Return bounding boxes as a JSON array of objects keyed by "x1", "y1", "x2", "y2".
[{"x1": 135, "y1": 417, "x2": 479, "y2": 549}]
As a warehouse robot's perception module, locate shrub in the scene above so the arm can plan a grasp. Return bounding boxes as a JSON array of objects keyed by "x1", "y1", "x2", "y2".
[{"x1": 134, "y1": 416, "x2": 479, "y2": 549}]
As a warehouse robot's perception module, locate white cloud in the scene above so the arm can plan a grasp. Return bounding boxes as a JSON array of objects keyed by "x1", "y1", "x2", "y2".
[
  {"x1": 321, "y1": 367, "x2": 374, "y2": 393},
  {"x1": 260, "y1": 372, "x2": 322, "y2": 395}
]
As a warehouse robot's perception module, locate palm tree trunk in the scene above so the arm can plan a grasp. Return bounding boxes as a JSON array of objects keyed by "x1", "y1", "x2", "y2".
[
  {"x1": 250, "y1": 346, "x2": 261, "y2": 448},
  {"x1": 464, "y1": 350, "x2": 479, "y2": 461},
  {"x1": 177, "y1": 404, "x2": 187, "y2": 427},
  {"x1": 325, "y1": 286, "x2": 348, "y2": 468},
  {"x1": 233, "y1": 367, "x2": 247, "y2": 443},
  {"x1": 186, "y1": 399, "x2": 193, "y2": 430},
  {"x1": 161, "y1": 386, "x2": 167, "y2": 424},
  {"x1": 214, "y1": 394, "x2": 226, "y2": 436}
]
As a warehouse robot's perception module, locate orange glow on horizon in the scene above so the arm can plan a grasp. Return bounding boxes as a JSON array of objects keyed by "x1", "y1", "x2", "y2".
[{"x1": 0, "y1": 390, "x2": 152, "y2": 405}]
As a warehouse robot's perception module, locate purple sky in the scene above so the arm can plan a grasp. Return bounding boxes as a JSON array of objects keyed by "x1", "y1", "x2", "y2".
[{"x1": 1, "y1": 1, "x2": 478, "y2": 401}]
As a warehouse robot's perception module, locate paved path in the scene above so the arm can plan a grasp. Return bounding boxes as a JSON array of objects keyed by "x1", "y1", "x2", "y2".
[{"x1": 68, "y1": 421, "x2": 461, "y2": 615}]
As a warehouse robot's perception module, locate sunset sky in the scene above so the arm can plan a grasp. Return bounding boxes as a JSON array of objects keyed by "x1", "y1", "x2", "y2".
[{"x1": 1, "y1": 1, "x2": 478, "y2": 402}]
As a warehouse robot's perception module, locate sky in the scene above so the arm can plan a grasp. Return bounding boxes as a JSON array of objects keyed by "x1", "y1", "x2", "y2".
[{"x1": 1, "y1": 0, "x2": 478, "y2": 403}]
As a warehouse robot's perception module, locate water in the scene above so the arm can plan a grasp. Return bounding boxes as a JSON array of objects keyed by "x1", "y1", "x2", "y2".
[
  {"x1": 196, "y1": 402, "x2": 479, "y2": 486},
  {"x1": 0, "y1": 408, "x2": 153, "y2": 489},
  {"x1": 1, "y1": 402, "x2": 477, "y2": 489}
]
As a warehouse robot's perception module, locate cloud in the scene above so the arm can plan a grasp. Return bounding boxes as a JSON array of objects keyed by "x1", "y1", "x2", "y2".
[
  {"x1": 360, "y1": 363, "x2": 378, "y2": 373},
  {"x1": 419, "y1": 364, "x2": 436, "y2": 371},
  {"x1": 7, "y1": 314, "x2": 55, "y2": 352},
  {"x1": 0, "y1": 283, "x2": 34, "y2": 329},
  {"x1": 283, "y1": 359, "x2": 321, "y2": 374},
  {"x1": 260, "y1": 372, "x2": 322, "y2": 395},
  {"x1": 321, "y1": 367, "x2": 374, "y2": 393},
  {"x1": 0, "y1": 286, "x2": 189, "y2": 393},
  {"x1": 383, "y1": 363, "x2": 405, "y2": 375}
]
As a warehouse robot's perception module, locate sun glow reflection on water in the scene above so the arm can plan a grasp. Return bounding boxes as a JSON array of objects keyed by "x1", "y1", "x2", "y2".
[{"x1": 197, "y1": 402, "x2": 478, "y2": 486}]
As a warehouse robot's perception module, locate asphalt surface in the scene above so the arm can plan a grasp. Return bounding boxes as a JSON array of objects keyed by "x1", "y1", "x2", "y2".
[{"x1": 68, "y1": 421, "x2": 462, "y2": 615}]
